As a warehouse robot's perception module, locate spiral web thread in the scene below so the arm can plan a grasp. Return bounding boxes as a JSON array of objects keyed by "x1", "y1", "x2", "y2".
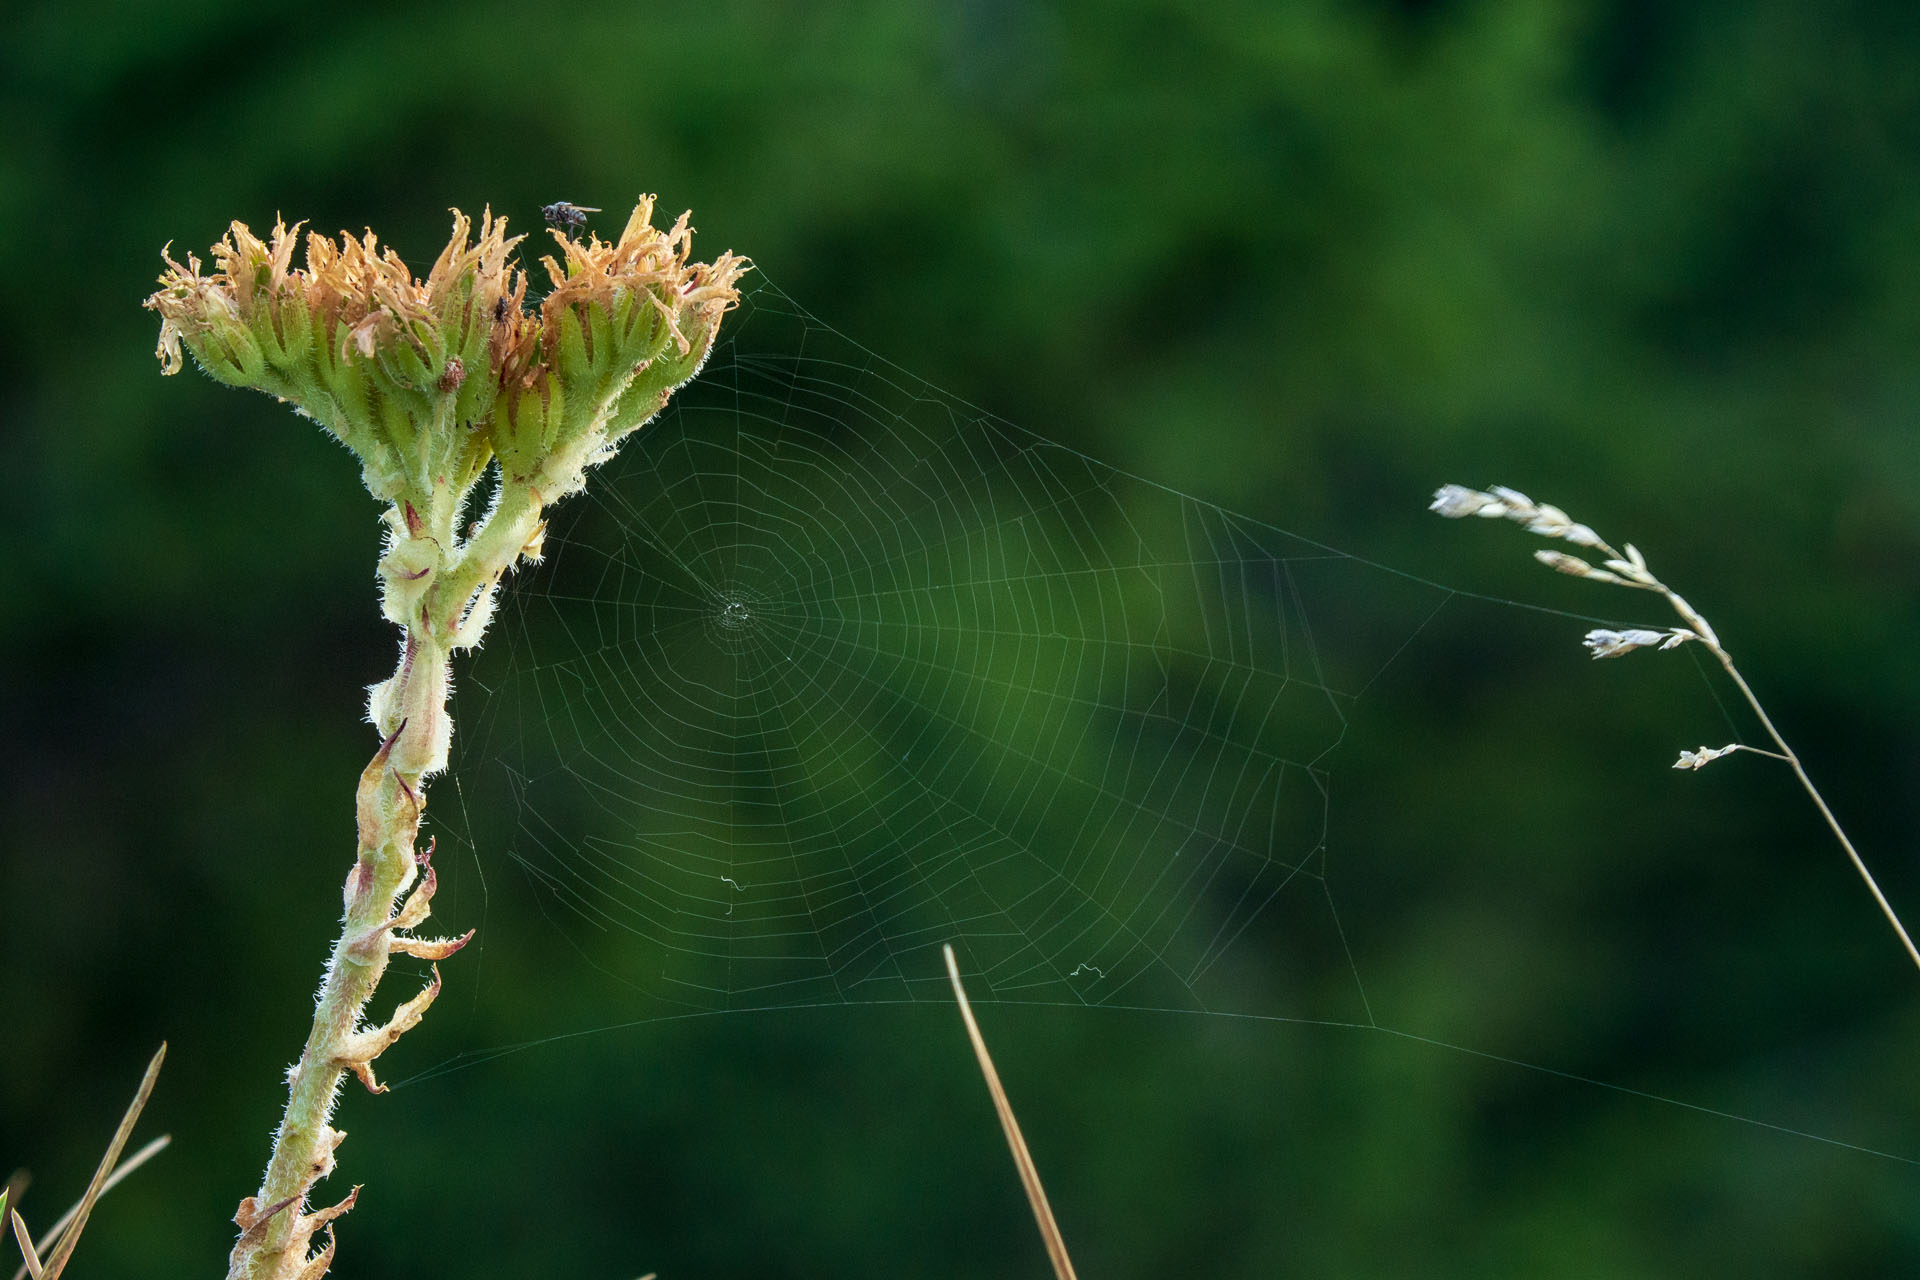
[{"x1": 448, "y1": 278, "x2": 1449, "y2": 1021}]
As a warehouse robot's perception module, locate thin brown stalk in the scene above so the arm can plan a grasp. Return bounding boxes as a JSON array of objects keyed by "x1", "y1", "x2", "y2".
[
  {"x1": 1642, "y1": 566, "x2": 1920, "y2": 974},
  {"x1": 1710, "y1": 652, "x2": 1920, "y2": 973},
  {"x1": 7, "y1": 1135, "x2": 172, "y2": 1280},
  {"x1": 942, "y1": 944, "x2": 1079, "y2": 1280},
  {"x1": 6, "y1": 1045, "x2": 166, "y2": 1280}
]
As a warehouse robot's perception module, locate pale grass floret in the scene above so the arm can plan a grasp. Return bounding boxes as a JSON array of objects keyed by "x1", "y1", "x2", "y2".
[
  {"x1": 1582, "y1": 628, "x2": 1696, "y2": 659},
  {"x1": 1432, "y1": 483, "x2": 1919, "y2": 976},
  {"x1": 1676, "y1": 744, "x2": 1746, "y2": 770},
  {"x1": 1429, "y1": 483, "x2": 1605, "y2": 547}
]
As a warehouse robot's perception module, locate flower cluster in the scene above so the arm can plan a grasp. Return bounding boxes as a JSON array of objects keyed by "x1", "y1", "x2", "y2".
[
  {"x1": 490, "y1": 198, "x2": 751, "y2": 504},
  {"x1": 1429, "y1": 483, "x2": 1721, "y2": 650},
  {"x1": 148, "y1": 211, "x2": 513, "y2": 506},
  {"x1": 1431, "y1": 482, "x2": 1734, "y2": 764},
  {"x1": 146, "y1": 197, "x2": 750, "y2": 511},
  {"x1": 149, "y1": 199, "x2": 751, "y2": 781}
]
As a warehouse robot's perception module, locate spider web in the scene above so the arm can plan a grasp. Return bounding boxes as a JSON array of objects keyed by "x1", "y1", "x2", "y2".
[{"x1": 445, "y1": 277, "x2": 1448, "y2": 1022}]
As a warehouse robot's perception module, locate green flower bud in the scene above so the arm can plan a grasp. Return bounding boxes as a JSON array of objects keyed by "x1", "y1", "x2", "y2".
[
  {"x1": 147, "y1": 211, "x2": 524, "y2": 511},
  {"x1": 490, "y1": 196, "x2": 750, "y2": 501}
]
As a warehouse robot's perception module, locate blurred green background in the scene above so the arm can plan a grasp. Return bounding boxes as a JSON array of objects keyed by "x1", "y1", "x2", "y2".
[{"x1": 5, "y1": 0, "x2": 1920, "y2": 1276}]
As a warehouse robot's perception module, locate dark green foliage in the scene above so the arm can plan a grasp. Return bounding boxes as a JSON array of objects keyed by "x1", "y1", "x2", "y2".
[{"x1": 3, "y1": 2, "x2": 1918, "y2": 1277}]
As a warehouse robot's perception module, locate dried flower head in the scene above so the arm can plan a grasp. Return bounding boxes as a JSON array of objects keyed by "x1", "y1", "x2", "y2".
[
  {"x1": 490, "y1": 196, "x2": 752, "y2": 503},
  {"x1": 145, "y1": 197, "x2": 750, "y2": 510},
  {"x1": 147, "y1": 196, "x2": 752, "y2": 776}
]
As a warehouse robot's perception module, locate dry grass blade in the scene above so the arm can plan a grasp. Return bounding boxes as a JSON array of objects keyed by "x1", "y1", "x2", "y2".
[
  {"x1": 8, "y1": 1209, "x2": 42, "y2": 1280},
  {"x1": 942, "y1": 944, "x2": 1079, "y2": 1280},
  {"x1": 14, "y1": 1044, "x2": 167, "y2": 1280},
  {"x1": 8, "y1": 1134, "x2": 173, "y2": 1280}
]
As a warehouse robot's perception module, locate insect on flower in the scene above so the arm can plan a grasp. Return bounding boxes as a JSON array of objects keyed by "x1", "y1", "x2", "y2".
[{"x1": 541, "y1": 201, "x2": 600, "y2": 236}]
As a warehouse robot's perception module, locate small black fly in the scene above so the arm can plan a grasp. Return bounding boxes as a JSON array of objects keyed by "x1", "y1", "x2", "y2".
[{"x1": 541, "y1": 202, "x2": 600, "y2": 236}]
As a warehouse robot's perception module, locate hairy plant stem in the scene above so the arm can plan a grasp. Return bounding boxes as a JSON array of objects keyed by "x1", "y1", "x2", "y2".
[
  {"x1": 229, "y1": 491, "x2": 496, "y2": 1280},
  {"x1": 236, "y1": 738, "x2": 424, "y2": 1277}
]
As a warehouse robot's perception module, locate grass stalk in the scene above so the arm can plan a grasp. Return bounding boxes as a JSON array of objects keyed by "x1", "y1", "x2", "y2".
[
  {"x1": 1431, "y1": 483, "x2": 1919, "y2": 976},
  {"x1": 943, "y1": 944, "x2": 1079, "y2": 1280}
]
